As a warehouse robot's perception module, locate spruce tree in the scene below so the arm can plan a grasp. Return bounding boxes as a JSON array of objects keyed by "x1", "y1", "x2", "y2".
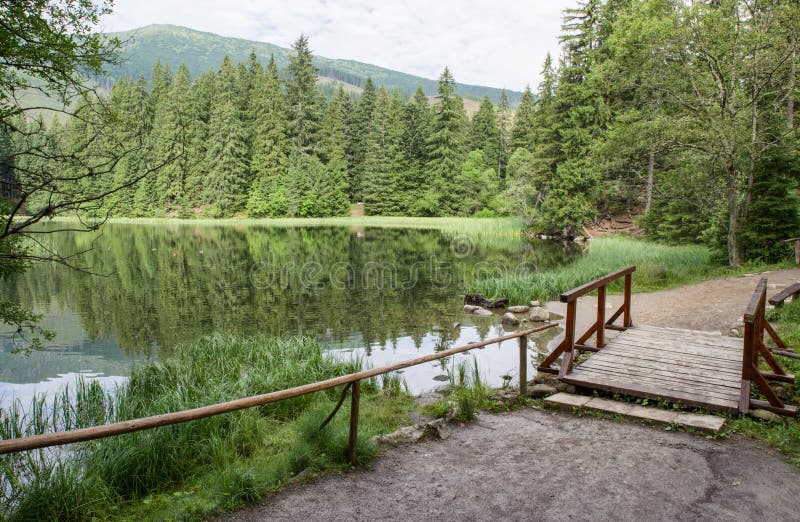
[
  {"x1": 421, "y1": 67, "x2": 465, "y2": 216},
  {"x1": 402, "y1": 86, "x2": 432, "y2": 212},
  {"x1": 362, "y1": 87, "x2": 408, "y2": 215},
  {"x1": 496, "y1": 90, "x2": 511, "y2": 180},
  {"x1": 346, "y1": 78, "x2": 376, "y2": 201},
  {"x1": 285, "y1": 35, "x2": 320, "y2": 154},
  {"x1": 469, "y1": 96, "x2": 500, "y2": 173},
  {"x1": 247, "y1": 56, "x2": 290, "y2": 217},
  {"x1": 510, "y1": 86, "x2": 536, "y2": 153},
  {"x1": 204, "y1": 57, "x2": 250, "y2": 215}
]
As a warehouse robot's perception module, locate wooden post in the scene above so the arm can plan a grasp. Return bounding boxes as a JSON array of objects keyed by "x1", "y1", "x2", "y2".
[
  {"x1": 348, "y1": 380, "x2": 360, "y2": 464},
  {"x1": 519, "y1": 334, "x2": 528, "y2": 397},
  {"x1": 558, "y1": 300, "x2": 577, "y2": 378},
  {"x1": 623, "y1": 273, "x2": 632, "y2": 327},
  {"x1": 795, "y1": 240, "x2": 800, "y2": 265},
  {"x1": 596, "y1": 285, "x2": 606, "y2": 349}
]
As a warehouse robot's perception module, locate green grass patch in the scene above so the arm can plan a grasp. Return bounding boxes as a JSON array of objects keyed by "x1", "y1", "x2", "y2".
[
  {"x1": 468, "y1": 235, "x2": 787, "y2": 303},
  {"x1": 0, "y1": 335, "x2": 415, "y2": 521}
]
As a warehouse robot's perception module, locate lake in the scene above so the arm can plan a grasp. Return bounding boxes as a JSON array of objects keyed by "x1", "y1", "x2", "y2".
[{"x1": 0, "y1": 220, "x2": 578, "y2": 408}]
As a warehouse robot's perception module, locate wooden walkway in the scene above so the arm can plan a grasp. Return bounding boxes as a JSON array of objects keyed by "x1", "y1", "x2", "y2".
[
  {"x1": 562, "y1": 325, "x2": 744, "y2": 413},
  {"x1": 538, "y1": 267, "x2": 797, "y2": 417}
]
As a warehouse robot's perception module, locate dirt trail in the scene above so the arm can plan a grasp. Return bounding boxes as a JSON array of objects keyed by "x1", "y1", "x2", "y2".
[{"x1": 218, "y1": 269, "x2": 800, "y2": 522}]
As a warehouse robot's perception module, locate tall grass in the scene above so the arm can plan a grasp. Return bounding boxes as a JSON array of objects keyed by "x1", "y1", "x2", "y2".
[
  {"x1": 0, "y1": 335, "x2": 413, "y2": 521},
  {"x1": 469, "y1": 236, "x2": 728, "y2": 303}
]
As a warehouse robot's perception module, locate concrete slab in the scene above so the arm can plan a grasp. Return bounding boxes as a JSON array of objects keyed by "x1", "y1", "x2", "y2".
[
  {"x1": 545, "y1": 393, "x2": 726, "y2": 433},
  {"x1": 678, "y1": 413, "x2": 727, "y2": 433},
  {"x1": 585, "y1": 397, "x2": 635, "y2": 415},
  {"x1": 545, "y1": 392, "x2": 591, "y2": 409}
]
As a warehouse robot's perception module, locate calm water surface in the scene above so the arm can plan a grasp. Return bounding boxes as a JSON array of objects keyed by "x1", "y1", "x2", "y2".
[{"x1": 0, "y1": 223, "x2": 578, "y2": 408}]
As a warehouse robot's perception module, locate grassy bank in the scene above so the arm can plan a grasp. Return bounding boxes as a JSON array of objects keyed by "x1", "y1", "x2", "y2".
[
  {"x1": 728, "y1": 302, "x2": 800, "y2": 465},
  {"x1": 469, "y1": 236, "x2": 785, "y2": 303},
  {"x1": 0, "y1": 335, "x2": 414, "y2": 521},
  {"x1": 50, "y1": 215, "x2": 525, "y2": 234}
]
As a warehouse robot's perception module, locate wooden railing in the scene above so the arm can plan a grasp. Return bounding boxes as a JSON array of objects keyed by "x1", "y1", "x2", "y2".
[
  {"x1": 0, "y1": 323, "x2": 557, "y2": 461},
  {"x1": 538, "y1": 266, "x2": 635, "y2": 378},
  {"x1": 741, "y1": 278, "x2": 797, "y2": 416}
]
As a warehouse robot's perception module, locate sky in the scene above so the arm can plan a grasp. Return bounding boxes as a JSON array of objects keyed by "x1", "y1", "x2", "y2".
[{"x1": 100, "y1": 0, "x2": 577, "y2": 92}]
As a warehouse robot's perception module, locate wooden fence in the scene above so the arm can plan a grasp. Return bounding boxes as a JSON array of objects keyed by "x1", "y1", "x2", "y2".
[{"x1": 0, "y1": 323, "x2": 557, "y2": 461}]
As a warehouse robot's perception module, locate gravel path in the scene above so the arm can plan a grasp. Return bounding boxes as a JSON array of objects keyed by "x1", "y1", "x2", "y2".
[{"x1": 217, "y1": 269, "x2": 800, "y2": 522}]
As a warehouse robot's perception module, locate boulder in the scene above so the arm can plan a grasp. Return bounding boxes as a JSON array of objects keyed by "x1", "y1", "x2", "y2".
[
  {"x1": 502, "y1": 312, "x2": 520, "y2": 326},
  {"x1": 529, "y1": 300, "x2": 540, "y2": 307},
  {"x1": 473, "y1": 307, "x2": 493, "y2": 317},
  {"x1": 373, "y1": 418, "x2": 450, "y2": 446},
  {"x1": 464, "y1": 293, "x2": 509, "y2": 309},
  {"x1": 750, "y1": 409, "x2": 782, "y2": 422},
  {"x1": 527, "y1": 383, "x2": 557, "y2": 398},
  {"x1": 529, "y1": 306, "x2": 550, "y2": 322},
  {"x1": 463, "y1": 305, "x2": 479, "y2": 313},
  {"x1": 507, "y1": 305, "x2": 530, "y2": 313},
  {"x1": 555, "y1": 382, "x2": 576, "y2": 394}
]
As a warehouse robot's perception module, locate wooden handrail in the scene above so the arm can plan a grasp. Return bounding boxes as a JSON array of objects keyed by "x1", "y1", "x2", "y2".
[
  {"x1": 740, "y1": 277, "x2": 796, "y2": 416},
  {"x1": 0, "y1": 323, "x2": 557, "y2": 456},
  {"x1": 560, "y1": 266, "x2": 636, "y2": 303},
  {"x1": 539, "y1": 266, "x2": 635, "y2": 377}
]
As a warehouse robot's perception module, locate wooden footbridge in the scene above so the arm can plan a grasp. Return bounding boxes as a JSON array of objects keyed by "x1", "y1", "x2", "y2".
[{"x1": 538, "y1": 266, "x2": 797, "y2": 416}]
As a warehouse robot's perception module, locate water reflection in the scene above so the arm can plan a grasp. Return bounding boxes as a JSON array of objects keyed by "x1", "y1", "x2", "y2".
[{"x1": 1, "y1": 223, "x2": 578, "y2": 404}]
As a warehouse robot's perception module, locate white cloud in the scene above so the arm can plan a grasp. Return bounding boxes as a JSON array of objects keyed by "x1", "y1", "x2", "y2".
[{"x1": 101, "y1": 0, "x2": 576, "y2": 91}]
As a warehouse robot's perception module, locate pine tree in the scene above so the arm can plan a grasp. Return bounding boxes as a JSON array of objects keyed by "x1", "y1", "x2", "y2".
[
  {"x1": 317, "y1": 86, "x2": 350, "y2": 215},
  {"x1": 362, "y1": 87, "x2": 408, "y2": 215},
  {"x1": 204, "y1": 57, "x2": 250, "y2": 215},
  {"x1": 151, "y1": 64, "x2": 192, "y2": 214},
  {"x1": 511, "y1": 86, "x2": 536, "y2": 153},
  {"x1": 421, "y1": 67, "x2": 465, "y2": 216},
  {"x1": 469, "y1": 96, "x2": 500, "y2": 172},
  {"x1": 346, "y1": 78, "x2": 376, "y2": 201},
  {"x1": 285, "y1": 35, "x2": 320, "y2": 154},
  {"x1": 401, "y1": 86, "x2": 431, "y2": 212},
  {"x1": 247, "y1": 56, "x2": 290, "y2": 217},
  {"x1": 496, "y1": 90, "x2": 511, "y2": 180}
]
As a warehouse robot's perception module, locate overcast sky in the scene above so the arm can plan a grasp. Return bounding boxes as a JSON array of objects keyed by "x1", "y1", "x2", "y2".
[{"x1": 101, "y1": 0, "x2": 576, "y2": 91}]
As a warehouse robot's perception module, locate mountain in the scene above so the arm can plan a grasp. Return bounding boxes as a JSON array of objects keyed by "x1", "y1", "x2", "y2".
[{"x1": 104, "y1": 25, "x2": 523, "y2": 105}]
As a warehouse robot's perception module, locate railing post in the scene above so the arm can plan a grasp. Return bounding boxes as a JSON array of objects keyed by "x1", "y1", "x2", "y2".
[
  {"x1": 348, "y1": 379, "x2": 360, "y2": 464},
  {"x1": 519, "y1": 334, "x2": 528, "y2": 397},
  {"x1": 623, "y1": 273, "x2": 632, "y2": 327},
  {"x1": 559, "y1": 300, "x2": 577, "y2": 378},
  {"x1": 596, "y1": 285, "x2": 606, "y2": 348}
]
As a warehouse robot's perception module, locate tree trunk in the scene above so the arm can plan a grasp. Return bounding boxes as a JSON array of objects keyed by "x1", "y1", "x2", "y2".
[
  {"x1": 789, "y1": 47, "x2": 796, "y2": 131},
  {"x1": 645, "y1": 147, "x2": 655, "y2": 213},
  {"x1": 727, "y1": 164, "x2": 740, "y2": 269}
]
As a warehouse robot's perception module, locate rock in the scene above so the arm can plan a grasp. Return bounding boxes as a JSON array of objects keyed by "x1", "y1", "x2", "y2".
[
  {"x1": 529, "y1": 307, "x2": 550, "y2": 322},
  {"x1": 433, "y1": 374, "x2": 449, "y2": 382},
  {"x1": 432, "y1": 325, "x2": 444, "y2": 332},
  {"x1": 463, "y1": 305, "x2": 479, "y2": 313},
  {"x1": 507, "y1": 305, "x2": 530, "y2": 313},
  {"x1": 374, "y1": 425, "x2": 426, "y2": 445},
  {"x1": 555, "y1": 382, "x2": 576, "y2": 394},
  {"x1": 533, "y1": 373, "x2": 559, "y2": 385},
  {"x1": 464, "y1": 293, "x2": 509, "y2": 309},
  {"x1": 424, "y1": 418, "x2": 450, "y2": 440},
  {"x1": 501, "y1": 312, "x2": 520, "y2": 326},
  {"x1": 750, "y1": 409, "x2": 782, "y2": 422},
  {"x1": 529, "y1": 300, "x2": 540, "y2": 307},
  {"x1": 527, "y1": 383, "x2": 557, "y2": 398},
  {"x1": 473, "y1": 307, "x2": 493, "y2": 317}
]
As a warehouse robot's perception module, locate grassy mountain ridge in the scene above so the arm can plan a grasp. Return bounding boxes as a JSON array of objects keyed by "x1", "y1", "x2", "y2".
[{"x1": 105, "y1": 24, "x2": 523, "y2": 105}]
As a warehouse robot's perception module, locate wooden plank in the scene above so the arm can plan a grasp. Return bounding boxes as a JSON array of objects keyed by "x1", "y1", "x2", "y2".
[
  {"x1": 632, "y1": 325, "x2": 743, "y2": 344},
  {"x1": 570, "y1": 370, "x2": 740, "y2": 401},
  {"x1": 573, "y1": 362, "x2": 741, "y2": 394},
  {"x1": 743, "y1": 278, "x2": 767, "y2": 323},
  {"x1": 607, "y1": 337, "x2": 743, "y2": 363},
  {"x1": 574, "y1": 361, "x2": 742, "y2": 395},
  {"x1": 600, "y1": 343, "x2": 742, "y2": 369},
  {"x1": 563, "y1": 373, "x2": 739, "y2": 412},
  {"x1": 626, "y1": 327, "x2": 743, "y2": 349},
  {"x1": 600, "y1": 343, "x2": 743, "y2": 371},
  {"x1": 769, "y1": 282, "x2": 800, "y2": 306},
  {"x1": 581, "y1": 354, "x2": 741, "y2": 382},
  {"x1": 623, "y1": 334, "x2": 743, "y2": 354}
]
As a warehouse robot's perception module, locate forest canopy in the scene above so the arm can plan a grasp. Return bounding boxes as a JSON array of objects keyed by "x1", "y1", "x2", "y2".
[{"x1": 3, "y1": 0, "x2": 800, "y2": 269}]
